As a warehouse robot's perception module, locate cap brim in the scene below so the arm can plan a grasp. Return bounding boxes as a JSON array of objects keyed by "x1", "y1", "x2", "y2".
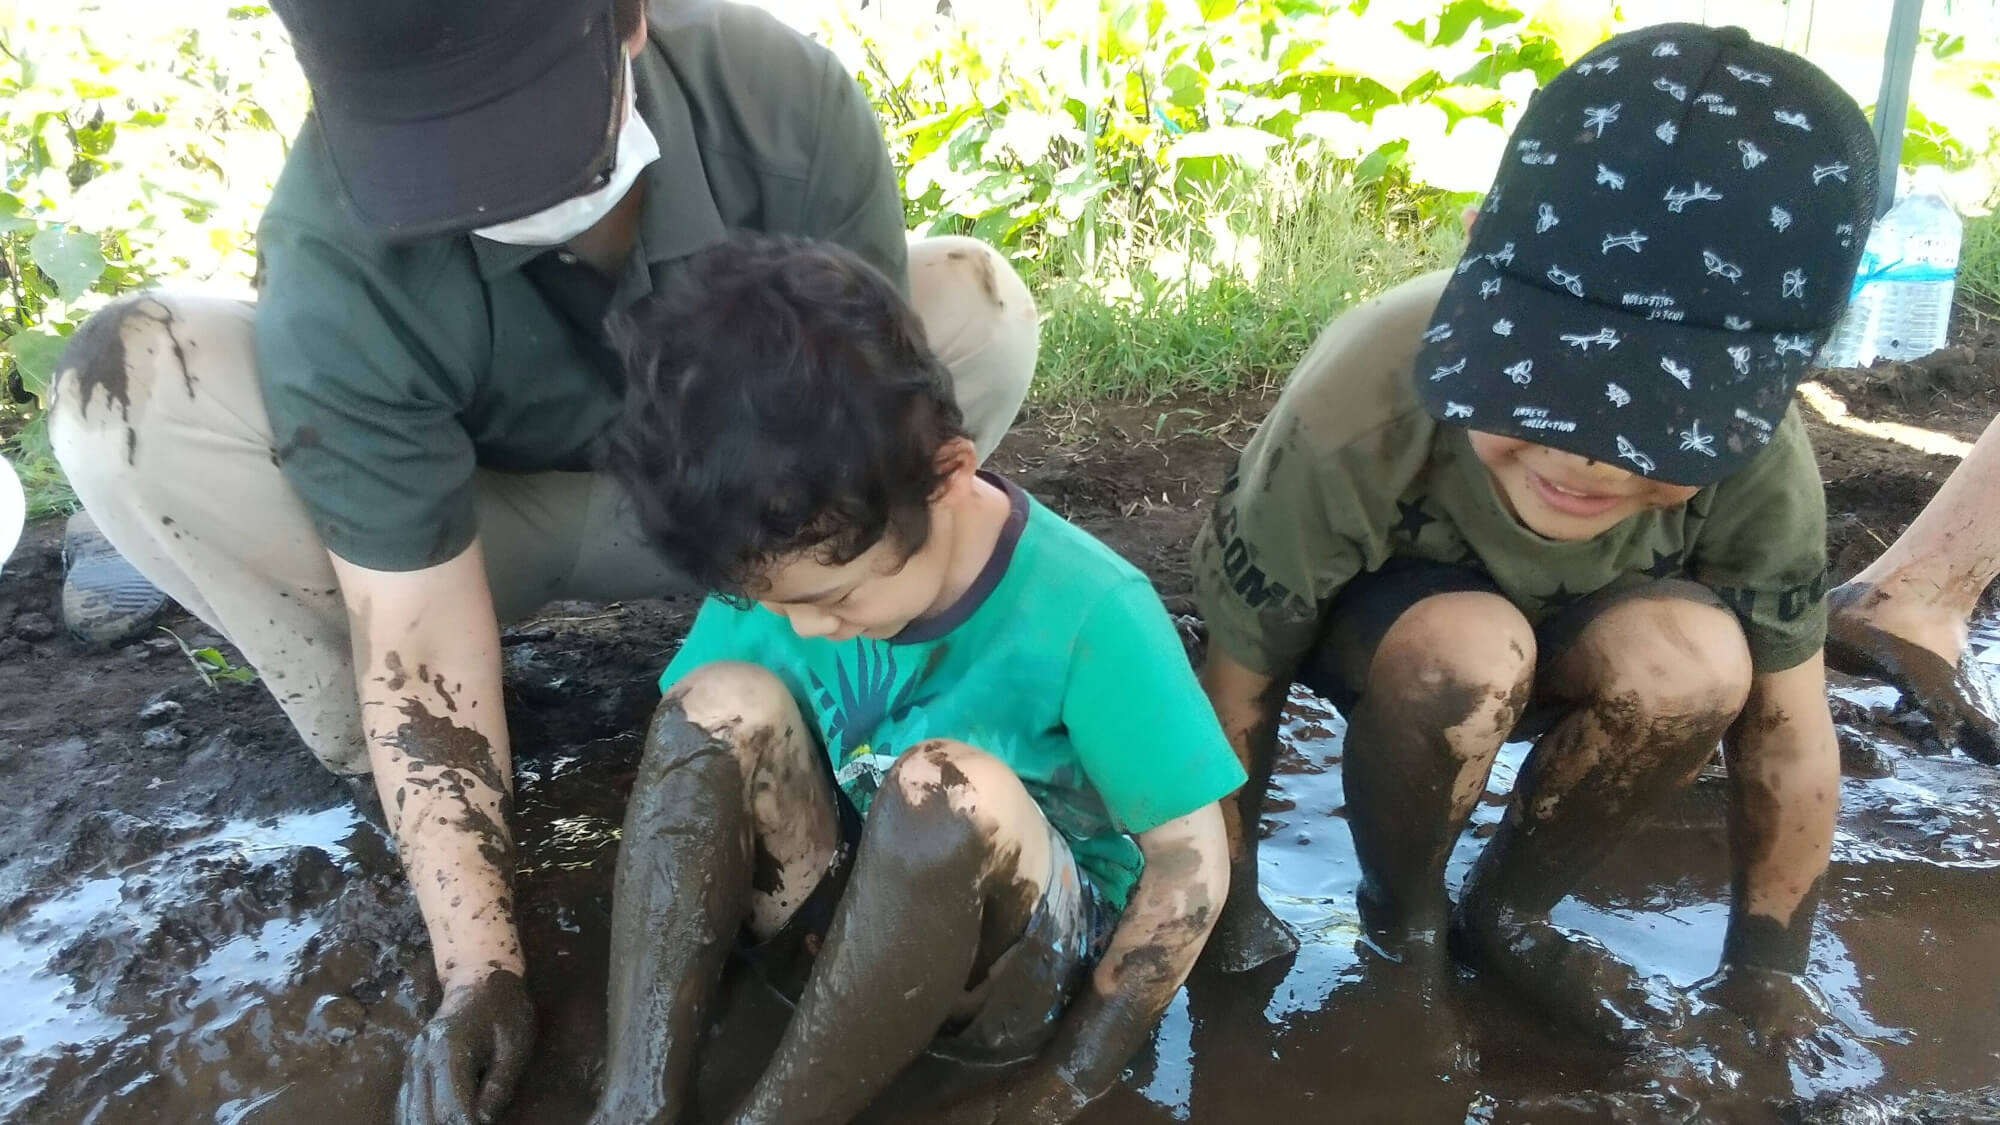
[
  {"x1": 314, "y1": 16, "x2": 623, "y2": 241},
  {"x1": 1415, "y1": 256, "x2": 1816, "y2": 487}
]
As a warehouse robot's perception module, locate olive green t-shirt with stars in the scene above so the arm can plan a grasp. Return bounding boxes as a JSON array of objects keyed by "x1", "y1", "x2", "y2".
[{"x1": 1193, "y1": 270, "x2": 1828, "y2": 679}]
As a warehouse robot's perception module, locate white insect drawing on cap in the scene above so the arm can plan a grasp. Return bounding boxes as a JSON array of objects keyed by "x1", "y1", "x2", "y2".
[
  {"x1": 1725, "y1": 315, "x2": 1754, "y2": 330},
  {"x1": 1652, "y1": 41, "x2": 1679, "y2": 57},
  {"x1": 1679, "y1": 420, "x2": 1718, "y2": 456},
  {"x1": 1770, "y1": 205, "x2": 1793, "y2": 232},
  {"x1": 1782, "y1": 269, "x2": 1807, "y2": 300},
  {"x1": 1616, "y1": 435, "x2": 1657, "y2": 474},
  {"x1": 1664, "y1": 182, "x2": 1723, "y2": 212},
  {"x1": 1772, "y1": 333, "x2": 1815, "y2": 357},
  {"x1": 1596, "y1": 163, "x2": 1626, "y2": 190},
  {"x1": 1505, "y1": 359, "x2": 1535, "y2": 384},
  {"x1": 1835, "y1": 221, "x2": 1856, "y2": 248},
  {"x1": 1560, "y1": 327, "x2": 1621, "y2": 351},
  {"x1": 1738, "y1": 140, "x2": 1768, "y2": 170},
  {"x1": 1727, "y1": 344, "x2": 1752, "y2": 374},
  {"x1": 1582, "y1": 104, "x2": 1621, "y2": 137},
  {"x1": 1656, "y1": 121, "x2": 1679, "y2": 144},
  {"x1": 1726, "y1": 65, "x2": 1773, "y2": 86},
  {"x1": 1537, "y1": 202, "x2": 1560, "y2": 233},
  {"x1": 1659, "y1": 356, "x2": 1694, "y2": 388},
  {"x1": 1602, "y1": 230, "x2": 1647, "y2": 254},
  {"x1": 1546, "y1": 265, "x2": 1585, "y2": 297},
  {"x1": 1431, "y1": 358, "x2": 1468, "y2": 380},
  {"x1": 1423, "y1": 322, "x2": 1454, "y2": 343},
  {"x1": 1443, "y1": 402, "x2": 1474, "y2": 419},
  {"x1": 1576, "y1": 55, "x2": 1620, "y2": 74},
  {"x1": 1702, "y1": 250, "x2": 1744, "y2": 282},
  {"x1": 1480, "y1": 277, "x2": 1503, "y2": 299},
  {"x1": 1812, "y1": 162, "x2": 1850, "y2": 184},
  {"x1": 1492, "y1": 318, "x2": 1514, "y2": 336},
  {"x1": 1653, "y1": 77, "x2": 1688, "y2": 101},
  {"x1": 1774, "y1": 109, "x2": 1813, "y2": 131},
  {"x1": 1605, "y1": 382, "x2": 1632, "y2": 407},
  {"x1": 1485, "y1": 241, "x2": 1517, "y2": 267}
]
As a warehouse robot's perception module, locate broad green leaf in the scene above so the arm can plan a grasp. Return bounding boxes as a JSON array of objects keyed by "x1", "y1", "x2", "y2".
[
  {"x1": 3, "y1": 329, "x2": 70, "y2": 405},
  {"x1": 1165, "y1": 125, "x2": 1285, "y2": 164},
  {"x1": 29, "y1": 228, "x2": 109, "y2": 299}
]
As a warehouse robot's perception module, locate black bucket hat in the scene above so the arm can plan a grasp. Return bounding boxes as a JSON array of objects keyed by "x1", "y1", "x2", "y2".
[
  {"x1": 1416, "y1": 23, "x2": 1878, "y2": 486},
  {"x1": 271, "y1": 0, "x2": 627, "y2": 239}
]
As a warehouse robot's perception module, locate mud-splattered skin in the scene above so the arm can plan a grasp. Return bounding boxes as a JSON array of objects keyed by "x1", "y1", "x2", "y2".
[
  {"x1": 593, "y1": 663, "x2": 1229, "y2": 1125},
  {"x1": 1195, "y1": 652, "x2": 1300, "y2": 973},
  {"x1": 1827, "y1": 583, "x2": 2000, "y2": 763}
]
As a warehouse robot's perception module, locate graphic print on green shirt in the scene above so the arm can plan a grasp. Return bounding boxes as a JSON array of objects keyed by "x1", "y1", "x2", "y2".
[
  {"x1": 663, "y1": 476, "x2": 1247, "y2": 911},
  {"x1": 1192, "y1": 270, "x2": 1830, "y2": 681}
]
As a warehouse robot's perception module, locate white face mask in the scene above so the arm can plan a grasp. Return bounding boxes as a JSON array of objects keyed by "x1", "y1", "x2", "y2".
[{"x1": 474, "y1": 59, "x2": 660, "y2": 246}]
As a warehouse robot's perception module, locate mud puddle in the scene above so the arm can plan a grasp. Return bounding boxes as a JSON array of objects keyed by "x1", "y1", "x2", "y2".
[{"x1": 6, "y1": 621, "x2": 2000, "y2": 1125}]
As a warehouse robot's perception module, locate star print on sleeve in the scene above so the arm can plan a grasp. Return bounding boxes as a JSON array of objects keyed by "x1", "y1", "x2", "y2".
[
  {"x1": 1539, "y1": 583, "x2": 1584, "y2": 613},
  {"x1": 1393, "y1": 499, "x2": 1437, "y2": 542},
  {"x1": 1643, "y1": 548, "x2": 1684, "y2": 579}
]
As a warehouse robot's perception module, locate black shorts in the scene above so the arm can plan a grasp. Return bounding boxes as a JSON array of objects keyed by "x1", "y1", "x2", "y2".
[{"x1": 1296, "y1": 557, "x2": 1725, "y2": 738}]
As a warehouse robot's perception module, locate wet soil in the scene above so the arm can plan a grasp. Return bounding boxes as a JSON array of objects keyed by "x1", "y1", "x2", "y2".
[{"x1": 5, "y1": 323, "x2": 2000, "y2": 1124}]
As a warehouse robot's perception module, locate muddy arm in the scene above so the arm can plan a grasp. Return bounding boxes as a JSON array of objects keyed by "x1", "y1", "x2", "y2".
[
  {"x1": 1719, "y1": 653, "x2": 1839, "y2": 975},
  {"x1": 335, "y1": 544, "x2": 522, "y2": 987},
  {"x1": 1198, "y1": 649, "x2": 1287, "y2": 860},
  {"x1": 974, "y1": 804, "x2": 1232, "y2": 1122}
]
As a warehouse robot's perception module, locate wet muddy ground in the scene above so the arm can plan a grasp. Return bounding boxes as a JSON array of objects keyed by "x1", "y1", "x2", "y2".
[{"x1": 5, "y1": 324, "x2": 2000, "y2": 1124}]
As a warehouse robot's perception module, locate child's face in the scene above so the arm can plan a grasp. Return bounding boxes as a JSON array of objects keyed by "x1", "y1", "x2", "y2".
[
  {"x1": 1467, "y1": 431, "x2": 1700, "y2": 541},
  {"x1": 751, "y1": 531, "x2": 953, "y2": 644}
]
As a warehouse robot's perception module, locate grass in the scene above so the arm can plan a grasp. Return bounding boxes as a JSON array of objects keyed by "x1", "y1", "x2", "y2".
[
  {"x1": 2, "y1": 407, "x2": 75, "y2": 520},
  {"x1": 1958, "y1": 205, "x2": 2000, "y2": 313},
  {"x1": 1027, "y1": 168, "x2": 1465, "y2": 403}
]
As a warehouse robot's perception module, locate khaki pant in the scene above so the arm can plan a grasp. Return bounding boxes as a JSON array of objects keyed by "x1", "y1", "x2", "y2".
[{"x1": 47, "y1": 236, "x2": 1040, "y2": 775}]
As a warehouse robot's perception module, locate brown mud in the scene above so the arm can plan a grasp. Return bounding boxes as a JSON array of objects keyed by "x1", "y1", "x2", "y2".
[{"x1": 6, "y1": 320, "x2": 2000, "y2": 1123}]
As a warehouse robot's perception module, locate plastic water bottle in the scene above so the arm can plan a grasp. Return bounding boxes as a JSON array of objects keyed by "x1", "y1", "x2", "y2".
[{"x1": 1819, "y1": 165, "x2": 1961, "y2": 368}]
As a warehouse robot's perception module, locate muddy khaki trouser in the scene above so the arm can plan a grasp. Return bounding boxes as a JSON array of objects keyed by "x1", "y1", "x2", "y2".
[{"x1": 47, "y1": 237, "x2": 1040, "y2": 775}]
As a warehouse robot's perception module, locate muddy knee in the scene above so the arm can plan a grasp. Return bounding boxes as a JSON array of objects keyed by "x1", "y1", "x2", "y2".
[
  {"x1": 1368, "y1": 593, "x2": 1537, "y2": 740},
  {"x1": 1586, "y1": 597, "x2": 1754, "y2": 725}
]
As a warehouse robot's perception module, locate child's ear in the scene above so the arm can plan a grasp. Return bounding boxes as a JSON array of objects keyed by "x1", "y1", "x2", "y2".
[{"x1": 931, "y1": 436, "x2": 980, "y2": 502}]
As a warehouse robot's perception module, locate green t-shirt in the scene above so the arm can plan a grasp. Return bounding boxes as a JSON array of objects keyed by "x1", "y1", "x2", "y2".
[
  {"x1": 1194, "y1": 270, "x2": 1829, "y2": 679},
  {"x1": 255, "y1": 1, "x2": 907, "y2": 572},
  {"x1": 662, "y1": 478, "x2": 1248, "y2": 911}
]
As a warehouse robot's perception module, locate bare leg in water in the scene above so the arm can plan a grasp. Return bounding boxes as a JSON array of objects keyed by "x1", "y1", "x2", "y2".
[
  {"x1": 589, "y1": 662, "x2": 843, "y2": 1125},
  {"x1": 1827, "y1": 412, "x2": 2000, "y2": 761},
  {"x1": 1335, "y1": 592, "x2": 1534, "y2": 1065},
  {"x1": 1453, "y1": 589, "x2": 1754, "y2": 1046}
]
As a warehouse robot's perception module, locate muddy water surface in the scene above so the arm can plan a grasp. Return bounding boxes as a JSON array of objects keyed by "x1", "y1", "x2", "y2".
[{"x1": 6, "y1": 636, "x2": 2000, "y2": 1124}]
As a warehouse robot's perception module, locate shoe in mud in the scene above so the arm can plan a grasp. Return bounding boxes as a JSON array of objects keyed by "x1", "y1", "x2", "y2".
[
  {"x1": 62, "y1": 509, "x2": 169, "y2": 645},
  {"x1": 1825, "y1": 583, "x2": 2000, "y2": 765}
]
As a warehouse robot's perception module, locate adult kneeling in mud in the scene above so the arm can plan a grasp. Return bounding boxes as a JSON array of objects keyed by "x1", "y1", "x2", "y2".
[
  {"x1": 590, "y1": 235, "x2": 1240, "y2": 1124},
  {"x1": 43, "y1": 0, "x2": 1036, "y2": 1120},
  {"x1": 1194, "y1": 24, "x2": 1874, "y2": 1062}
]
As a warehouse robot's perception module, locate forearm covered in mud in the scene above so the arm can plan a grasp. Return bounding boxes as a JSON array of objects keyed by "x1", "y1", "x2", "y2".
[
  {"x1": 1197, "y1": 649, "x2": 1289, "y2": 859},
  {"x1": 333, "y1": 548, "x2": 524, "y2": 991},
  {"x1": 1720, "y1": 653, "x2": 1839, "y2": 975},
  {"x1": 1029, "y1": 805, "x2": 1230, "y2": 1108}
]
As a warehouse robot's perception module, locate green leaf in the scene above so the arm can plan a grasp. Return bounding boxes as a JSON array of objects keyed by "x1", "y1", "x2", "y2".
[
  {"x1": 1166, "y1": 125, "x2": 1284, "y2": 164},
  {"x1": 2, "y1": 329, "x2": 69, "y2": 405},
  {"x1": 29, "y1": 227, "x2": 109, "y2": 299}
]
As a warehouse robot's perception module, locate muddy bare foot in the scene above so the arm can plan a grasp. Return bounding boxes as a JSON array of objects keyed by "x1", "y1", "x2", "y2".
[
  {"x1": 1451, "y1": 910, "x2": 1688, "y2": 1049},
  {"x1": 1349, "y1": 931, "x2": 1476, "y2": 1080},
  {"x1": 1202, "y1": 857, "x2": 1299, "y2": 973},
  {"x1": 1826, "y1": 584, "x2": 2000, "y2": 764}
]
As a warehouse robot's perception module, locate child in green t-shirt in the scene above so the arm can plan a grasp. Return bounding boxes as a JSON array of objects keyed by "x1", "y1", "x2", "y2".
[
  {"x1": 1193, "y1": 23, "x2": 1875, "y2": 1063},
  {"x1": 588, "y1": 234, "x2": 1245, "y2": 1125}
]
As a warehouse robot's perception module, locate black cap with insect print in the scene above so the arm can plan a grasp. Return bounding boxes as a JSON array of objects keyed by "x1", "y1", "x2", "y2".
[{"x1": 1415, "y1": 22, "x2": 1877, "y2": 486}]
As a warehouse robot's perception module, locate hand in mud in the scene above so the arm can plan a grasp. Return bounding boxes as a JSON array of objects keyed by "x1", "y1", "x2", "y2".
[
  {"x1": 1202, "y1": 858, "x2": 1299, "y2": 974},
  {"x1": 1688, "y1": 967, "x2": 1856, "y2": 1073},
  {"x1": 398, "y1": 969, "x2": 536, "y2": 1125},
  {"x1": 933, "y1": 1066, "x2": 1094, "y2": 1125},
  {"x1": 1825, "y1": 586, "x2": 2000, "y2": 764}
]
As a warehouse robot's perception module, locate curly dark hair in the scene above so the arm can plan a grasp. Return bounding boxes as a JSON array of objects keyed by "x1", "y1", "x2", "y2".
[{"x1": 607, "y1": 234, "x2": 968, "y2": 597}]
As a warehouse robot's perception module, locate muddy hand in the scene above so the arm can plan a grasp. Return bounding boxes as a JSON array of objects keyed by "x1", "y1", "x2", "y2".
[
  {"x1": 1204, "y1": 855, "x2": 1298, "y2": 973},
  {"x1": 1825, "y1": 587, "x2": 2000, "y2": 764},
  {"x1": 397, "y1": 969, "x2": 536, "y2": 1125},
  {"x1": 931, "y1": 1066, "x2": 1093, "y2": 1125},
  {"x1": 1688, "y1": 967, "x2": 1857, "y2": 1077}
]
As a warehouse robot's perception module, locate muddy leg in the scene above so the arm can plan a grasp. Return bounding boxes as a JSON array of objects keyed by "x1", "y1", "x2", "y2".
[
  {"x1": 1455, "y1": 591, "x2": 1753, "y2": 1046},
  {"x1": 1210, "y1": 705, "x2": 1302, "y2": 973},
  {"x1": 591, "y1": 663, "x2": 840, "y2": 1125},
  {"x1": 724, "y1": 740, "x2": 1053, "y2": 1125}
]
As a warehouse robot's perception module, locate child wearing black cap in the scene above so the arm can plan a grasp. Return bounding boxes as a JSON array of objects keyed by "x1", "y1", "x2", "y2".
[{"x1": 1191, "y1": 22, "x2": 1876, "y2": 1056}]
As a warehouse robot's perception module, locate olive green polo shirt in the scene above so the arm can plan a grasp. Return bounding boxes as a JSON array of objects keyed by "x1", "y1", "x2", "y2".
[
  {"x1": 1193, "y1": 271, "x2": 1830, "y2": 679},
  {"x1": 255, "y1": 2, "x2": 907, "y2": 571}
]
